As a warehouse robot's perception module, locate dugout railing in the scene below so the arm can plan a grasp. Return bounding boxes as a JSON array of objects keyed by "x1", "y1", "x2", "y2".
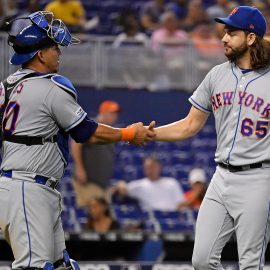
[{"x1": 0, "y1": 33, "x2": 226, "y2": 91}]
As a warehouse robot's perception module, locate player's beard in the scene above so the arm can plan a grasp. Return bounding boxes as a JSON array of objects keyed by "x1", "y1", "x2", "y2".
[{"x1": 224, "y1": 42, "x2": 249, "y2": 63}]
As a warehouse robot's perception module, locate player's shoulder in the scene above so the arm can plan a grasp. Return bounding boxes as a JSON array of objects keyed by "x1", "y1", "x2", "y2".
[
  {"x1": 211, "y1": 61, "x2": 231, "y2": 74},
  {"x1": 205, "y1": 61, "x2": 231, "y2": 81},
  {"x1": 2, "y1": 69, "x2": 50, "y2": 90},
  {"x1": 50, "y1": 74, "x2": 78, "y2": 100},
  {"x1": 5, "y1": 69, "x2": 35, "y2": 85}
]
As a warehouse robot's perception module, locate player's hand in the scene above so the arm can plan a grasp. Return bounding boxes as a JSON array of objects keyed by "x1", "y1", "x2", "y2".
[
  {"x1": 74, "y1": 167, "x2": 87, "y2": 185},
  {"x1": 130, "y1": 122, "x2": 155, "y2": 145},
  {"x1": 146, "y1": 120, "x2": 156, "y2": 141}
]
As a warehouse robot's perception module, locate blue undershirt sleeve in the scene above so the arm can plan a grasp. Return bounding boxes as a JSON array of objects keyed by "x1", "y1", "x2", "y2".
[{"x1": 69, "y1": 116, "x2": 98, "y2": 143}]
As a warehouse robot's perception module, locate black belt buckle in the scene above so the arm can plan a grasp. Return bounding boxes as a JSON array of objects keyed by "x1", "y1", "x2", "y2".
[{"x1": 43, "y1": 135, "x2": 57, "y2": 144}]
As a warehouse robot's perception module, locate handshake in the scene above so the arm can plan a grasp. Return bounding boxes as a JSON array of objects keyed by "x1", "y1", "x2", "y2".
[{"x1": 127, "y1": 120, "x2": 156, "y2": 146}]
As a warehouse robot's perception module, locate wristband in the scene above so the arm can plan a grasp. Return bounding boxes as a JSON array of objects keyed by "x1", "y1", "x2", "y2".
[{"x1": 120, "y1": 127, "x2": 136, "y2": 141}]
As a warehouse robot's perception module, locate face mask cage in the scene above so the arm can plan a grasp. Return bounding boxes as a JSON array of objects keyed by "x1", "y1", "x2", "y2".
[{"x1": 28, "y1": 11, "x2": 80, "y2": 46}]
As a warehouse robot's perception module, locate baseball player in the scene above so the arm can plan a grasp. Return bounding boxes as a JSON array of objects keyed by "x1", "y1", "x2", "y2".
[
  {"x1": 0, "y1": 11, "x2": 154, "y2": 270},
  {"x1": 150, "y1": 6, "x2": 270, "y2": 269}
]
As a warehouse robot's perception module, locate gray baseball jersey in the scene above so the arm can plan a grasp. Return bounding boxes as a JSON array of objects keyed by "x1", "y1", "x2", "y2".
[
  {"x1": 189, "y1": 61, "x2": 270, "y2": 166},
  {"x1": 189, "y1": 62, "x2": 270, "y2": 269},
  {"x1": 0, "y1": 68, "x2": 87, "y2": 179},
  {"x1": 0, "y1": 68, "x2": 87, "y2": 268}
]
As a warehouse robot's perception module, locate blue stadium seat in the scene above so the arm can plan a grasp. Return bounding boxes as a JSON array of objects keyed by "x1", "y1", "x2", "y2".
[
  {"x1": 171, "y1": 150, "x2": 194, "y2": 166},
  {"x1": 141, "y1": 210, "x2": 157, "y2": 232},
  {"x1": 122, "y1": 165, "x2": 141, "y2": 181},
  {"x1": 61, "y1": 208, "x2": 70, "y2": 230},
  {"x1": 111, "y1": 193, "x2": 140, "y2": 205},
  {"x1": 112, "y1": 203, "x2": 144, "y2": 228},
  {"x1": 153, "y1": 210, "x2": 180, "y2": 219},
  {"x1": 61, "y1": 206, "x2": 81, "y2": 232},
  {"x1": 173, "y1": 164, "x2": 190, "y2": 180},
  {"x1": 159, "y1": 221, "x2": 190, "y2": 232},
  {"x1": 155, "y1": 151, "x2": 173, "y2": 166},
  {"x1": 118, "y1": 150, "x2": 134, "y2": 165},
  {"x1": 173, "y1": 140, "x2": 193, "y2": 152},
  {"x1": 75, "y1": 208, "x2": 88, "y2": 228},
  {"x1": 153, "y1": 210, "x2": 193, "y2": 232},
  {"x1": 162, "y1": 165, "x2": 176, "y2": 178}
]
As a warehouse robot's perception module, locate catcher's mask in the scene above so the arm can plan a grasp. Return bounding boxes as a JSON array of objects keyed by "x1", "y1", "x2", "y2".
[{"x1": 6, "y1": 11, "x2": 80, "y2": 65}]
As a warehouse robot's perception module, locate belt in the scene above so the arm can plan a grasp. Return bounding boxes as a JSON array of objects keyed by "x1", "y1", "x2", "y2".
[
  {"x1": 2, "y1": 134, "x2": 57, "y2": 146},
  {"x1": 1, "y1": 170, "x2": 58, "y2": 189},
  {"x1": 218, "y1": 162, "x2": 262, "y2": 172}
]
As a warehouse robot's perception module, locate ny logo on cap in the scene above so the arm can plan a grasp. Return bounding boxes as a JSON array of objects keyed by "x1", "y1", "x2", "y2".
[
  {"x1": 230, "y1": 7, "x2": 238, "y2": 16},
  {"x1": 249, "y1": 24, "x2": 255, "y2": 29}
]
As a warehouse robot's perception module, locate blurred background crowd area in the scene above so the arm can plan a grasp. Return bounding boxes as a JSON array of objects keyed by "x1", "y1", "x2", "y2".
[
  {"x1": 60, "y1": 93, "x2": 216, "y2": 238},
  {"x1": 0, "y1": 0, "x2": 266, "y2": 246},
  {"x1": 1, "y1": 0, "x2": 270, "y2": 41},
  {"x1": 2, "y1": 0, "x2": 270, "y2": 92}
]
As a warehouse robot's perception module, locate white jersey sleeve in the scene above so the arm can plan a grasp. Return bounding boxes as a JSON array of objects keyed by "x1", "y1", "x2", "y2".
[{"x1": 46, "y1": 85, "x2": 87, "y2": 132}]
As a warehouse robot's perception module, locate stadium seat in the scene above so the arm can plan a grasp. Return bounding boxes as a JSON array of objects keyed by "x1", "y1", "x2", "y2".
[
  {"x1": 76, "y1": 208, "x2": 88, "y2": 227},
  {"x1": 152, "y1": 210, "x2": 194, "y2": 232},
  {"x1": 112, "y1": 204, "x2": 144, "y2": 228}
]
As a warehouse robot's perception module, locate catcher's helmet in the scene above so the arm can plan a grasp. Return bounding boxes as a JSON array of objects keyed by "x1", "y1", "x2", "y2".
[
  {"x1": 9, "y1": 24, "x2": 55, "y2": 65},
  {"x1": 7, "y1": 11, "x2": 80, "y2": 65}
]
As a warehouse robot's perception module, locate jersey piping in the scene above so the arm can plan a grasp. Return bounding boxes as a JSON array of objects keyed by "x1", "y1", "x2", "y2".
[{"x1": 189, "y1": 97, "x2": 212, "y2": 113}]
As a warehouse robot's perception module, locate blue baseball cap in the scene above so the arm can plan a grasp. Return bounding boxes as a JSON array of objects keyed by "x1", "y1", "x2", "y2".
[{"x1": 215, "y1": 6, "x2": 267, "y2": 37}]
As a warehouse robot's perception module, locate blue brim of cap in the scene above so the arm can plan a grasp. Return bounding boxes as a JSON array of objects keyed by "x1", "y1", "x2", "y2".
[
  {"x1": 9, "y1": 51, "x2": 38, "y2": 65},
  {"x1": 215, "y1": 17, "x2": 243, "y2": 30}
]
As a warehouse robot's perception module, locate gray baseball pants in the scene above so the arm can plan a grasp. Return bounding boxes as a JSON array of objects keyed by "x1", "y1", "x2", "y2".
[
  {"x1": 0, "y1": 177, "x2": 66, "y2": 269},
  {"x1": 192, "y1": 166, "x2": 270, "y2": 270}
]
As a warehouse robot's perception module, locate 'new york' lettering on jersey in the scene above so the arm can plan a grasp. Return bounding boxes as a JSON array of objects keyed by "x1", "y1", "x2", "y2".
[{"x1": 189, "y1": 61, "x2": 270, "y2": 166}]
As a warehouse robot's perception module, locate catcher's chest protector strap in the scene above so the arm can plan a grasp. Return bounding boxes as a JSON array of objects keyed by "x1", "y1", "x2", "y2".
[{"x1": 0, "y1": 73, "x2": 56, "y2": 145}]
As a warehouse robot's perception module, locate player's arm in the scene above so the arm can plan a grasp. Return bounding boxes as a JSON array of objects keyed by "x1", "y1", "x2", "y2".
[
  {"x1": 152, "y1": 106, "x2": 209, "y2": 141},
  {"x1": 49, "y1": 77, "x2": 155, "y2": 145},
  {"x1": 87, "y1": 123, "x2": 131, "y2": 144},
  {"x1": 70, "y1": 140, "x2": 87, "y2": 184},
  {"x1": 88, "y1": 122, "x2": 154, "y2": 145},
  {"x1": 69, "y1": 116, "x2": 155, "y2": 145}
]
